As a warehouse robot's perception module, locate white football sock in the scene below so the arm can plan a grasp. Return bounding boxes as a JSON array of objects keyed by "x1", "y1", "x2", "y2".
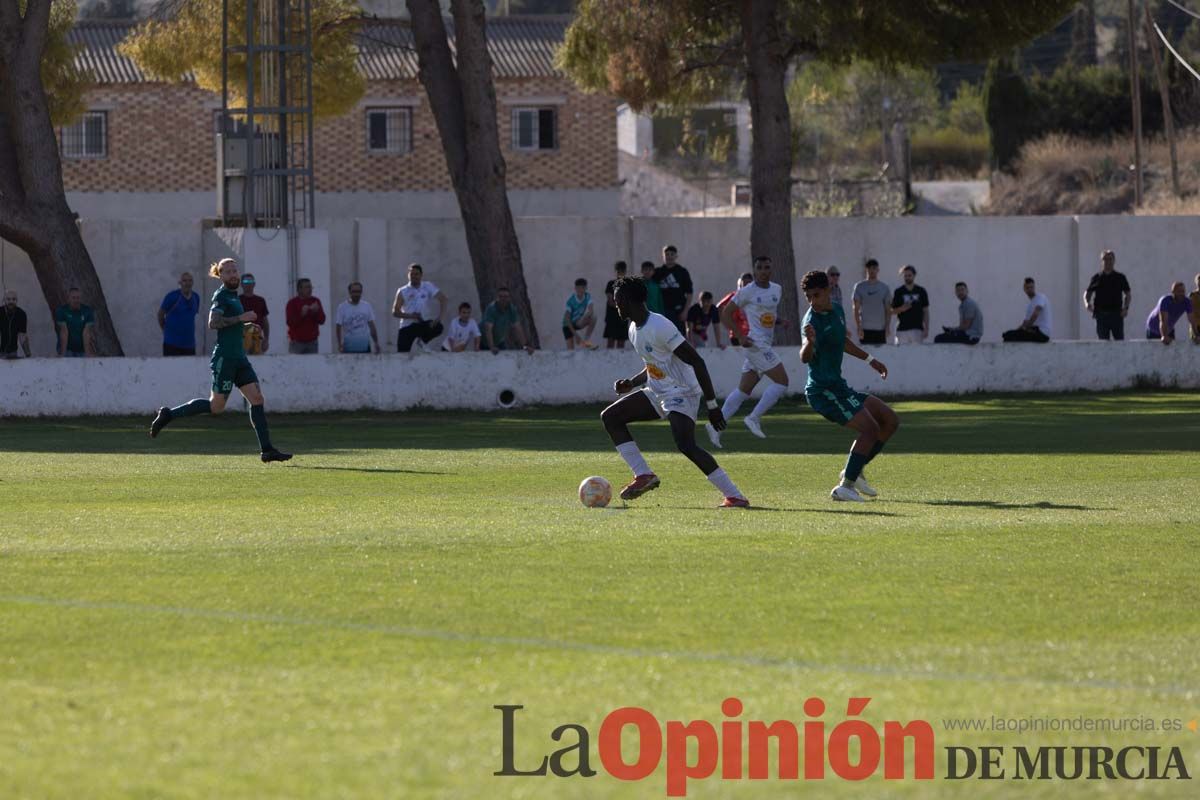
[
  {"x1": 616, "y1": 442, "x2": 651, "y2": 476},
  {"x1": 721, "y1": 389, "x2": 749, "y2": 421},
  {"x1": 748, "y1": 380, "x2": 787, "y2": 421},
  {"x1": 706, "y1": 467, "x2": 743, "y2": 498}
]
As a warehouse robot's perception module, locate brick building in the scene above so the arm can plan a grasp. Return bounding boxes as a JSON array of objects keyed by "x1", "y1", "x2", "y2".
[{"x1": 62, "y1": 17, "x2": 619, "y2": 220}]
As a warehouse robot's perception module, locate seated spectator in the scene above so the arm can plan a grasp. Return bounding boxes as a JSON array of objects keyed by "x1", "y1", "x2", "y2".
[
  {"x1": 483, "y1": 287, "x2": 535, "y2": 354},
  {"x1": 393, "y1": 263, "x2": 447, "y2": 353},
  {"x1": 239, "y1": 273, "x2": 269, "y2": 353},
  {"x1": 717, "y1": 272, "x2": 753, "y2": 346},
  {"x1": 158, "y1": 271, "x2": 200, "y2": 356},
  {"x1": 1002, "y1": 277, "x2": 1052, "y2": 343},
  {"x1": 934, "y1": 282, "x2": 983, "y2": 345},
  {"x1": 335, "y1": 282, "x2": 380, "y2": 354},
  {"x1": 686, "y1": 291, "x2": 724, "y2": 349},
  {"x1": 56, "y1": 288, "x2": 96, "y2": 357},
  {"x1": 1, "y1": 289, "x2": 31, "y2": 358},
  {"x1": 562, "y1": 278, "x2": 597, "y2": 350},
  {"x1": 603, "y1": 262, "x2": 629, "y2": 349},
  {"x1": 640, "y1": 261, "x2": 665, "y2": 314},
  {"x1": 1145, "y1": 281, "x2": 1193, "y2": 344},
  {"x1": 443, "y1": 302, "x2": 482, "y2": 352},
  {"x1": 286, "y1": 278, "x2": 326, "y2": 354}
]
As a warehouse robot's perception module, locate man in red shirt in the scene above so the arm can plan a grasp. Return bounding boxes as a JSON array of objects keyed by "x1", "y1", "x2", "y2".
[
  {"x1": 285, "y1": 278, "x2": 326, "y2": 354},
  {"x1": 716, "y1": 272, "x2": 752, "y2": 345}
]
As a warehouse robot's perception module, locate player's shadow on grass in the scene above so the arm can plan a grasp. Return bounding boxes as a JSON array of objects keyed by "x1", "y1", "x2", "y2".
[
  {"x1": 290, "y1": 465, "x2": 449, "y2": 476},
  {"x1": 652, "y1": 505, "x2": 900, "y2": 517},
  {"x1": 905, "y1": 499, "x2": 1109, "y2": 511}
]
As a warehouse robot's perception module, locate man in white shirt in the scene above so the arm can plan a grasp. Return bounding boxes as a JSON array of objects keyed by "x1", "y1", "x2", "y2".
[
  {"x1": 393, "y1": 263, "x2": 448, "y2": 352},
  {"x1": 335, "y1": 282, "x2": 381, "y2": 354},
  {"x1": 1002, "y1": 277, "x2": 1052, "y2": 343},
  {"x1": 713, "y1": 255, "x2": 789, "y2": 445},
  {"x1": 442, "y1": 302, "x2": 482, "y2": 352},
  {"x1": 600, "y1": 277, "x2": 749, "y2": 508}
]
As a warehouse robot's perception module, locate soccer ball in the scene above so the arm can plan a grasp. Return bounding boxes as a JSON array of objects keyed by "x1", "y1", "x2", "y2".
[{"x1": 578, "y1": 476, "x2": 612, "y2": 508}]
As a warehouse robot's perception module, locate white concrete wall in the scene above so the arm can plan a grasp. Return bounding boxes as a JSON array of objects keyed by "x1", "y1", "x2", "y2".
[
  {"x1": 6, "y1": 214, "x2": 1200, "y2": 364},
  {"x1": 1, "y1": 342, "x2": 1195, "y2": 417}
]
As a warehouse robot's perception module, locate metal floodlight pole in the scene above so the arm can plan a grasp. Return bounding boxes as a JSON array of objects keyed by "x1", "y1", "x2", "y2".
[
  {"x1": 303, "y1": 0, "x2": 316, "y2": 227},
  {"x1": 1127, "y1": 0, "x2": 1143, "y2": 208},
  {"x1": 246, "y1": 0, "x2": 257, "y2": 226}
]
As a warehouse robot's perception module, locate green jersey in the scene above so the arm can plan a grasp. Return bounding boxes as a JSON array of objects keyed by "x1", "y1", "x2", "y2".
[
  {"x1": 803, "y1": 303, "x2": 849, "y2": 391},
  {"x1": 210, "y1": 286, "x2": 246, "y2": 360},
  {"x1": 644, "y1": 279, "x2": 665, "y2": 314}
]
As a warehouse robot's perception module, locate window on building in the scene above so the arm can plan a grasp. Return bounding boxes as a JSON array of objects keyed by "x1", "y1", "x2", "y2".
[
  {"x1": 61, "y1": 112, "x2": 107, "y2": 159},
  {"x1": 366, "y1": 107, "x2": 413, "y2": 154},
  {"x1": 512, "y1": 107, "x2": 557, "y2": 151}
]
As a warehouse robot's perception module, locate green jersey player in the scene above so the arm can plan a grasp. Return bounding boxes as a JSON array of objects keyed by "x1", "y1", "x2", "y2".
[
  {"x1": 800, "y1": 270, "x2": 898, "y2": 501},
  {"x1": 149, "y1": 258, "x2": 291, "y2": 462}
]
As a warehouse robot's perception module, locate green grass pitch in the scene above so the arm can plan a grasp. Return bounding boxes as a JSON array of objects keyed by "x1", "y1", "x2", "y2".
[{"x1": 1, "y1": 392, "x2": 1198, "y2": 798}]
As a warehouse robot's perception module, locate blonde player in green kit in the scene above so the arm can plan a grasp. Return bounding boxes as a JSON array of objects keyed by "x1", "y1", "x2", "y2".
[
  {"x1": 800, "y1": 270, "x2": 898, "y2": 502},
  {"x1": 148, "y1": 258, "x2": 291, "y2": 462}
]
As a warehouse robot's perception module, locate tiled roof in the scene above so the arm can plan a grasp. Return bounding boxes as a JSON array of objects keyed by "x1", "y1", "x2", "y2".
[{"x1": 70, "y1": 16, "x2": 569, "y2": 85}]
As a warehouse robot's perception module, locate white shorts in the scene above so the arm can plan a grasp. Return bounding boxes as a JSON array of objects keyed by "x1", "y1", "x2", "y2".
[
  {"x1": 894, "y1": 329, "x2": 924, "y2": 345},
  {"x1": 741, "y1": 346, "x2": 782, "y2": 374},
  {"x1": 643, "y1": 388, "x2": 701, "y2": 422}
]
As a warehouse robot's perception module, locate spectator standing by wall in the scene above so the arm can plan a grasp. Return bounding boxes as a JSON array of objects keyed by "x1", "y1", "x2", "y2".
[
  {"x1": 1002, "y1": 278, "x2": 1052, "y2": 343},
  {"x1": 443, "y1": 302, "x2": 482, "y2": 352},
  {"x1": 239, "y1": 273, "x2": 269, "y2": 354},
  {"x1": 653, "y1": 245, "x2": 693, "y2": 334},
  {"x1": 285, "y1": 278, "x2": 326, "y2": 354},
  {"x1": 393, "y1": 263, "x2": 447, "y2": 352},
  {"x1": 890, "y1": 265, "x2": 929, "y2": 345},
  {"x1": 1145, "y1": 282, "x2": 1193, "y2": 344},
  {"x1": 687, "y1": 291, "x2": 724, "y2": 349},
  {"x1": 562, "y1": 278, "x2": 597, "y2": 349},
  {"x1": 933, "y1": 282, "x2": 983, "y2": 344},
  {"x1": 157, "y1": 272, "x2": 200, "y2": 356},
  {"x1": 603, "y1": 261, "x2": 629, "y2": 349},
  {"x1": 1, "y1": 289, "x2": 31, "y2": 358},
  {"x1": 484, "y1": 288, "x2": 535, "y2": 354},
  {"x1": 640, "y1": 261, "x2": 665, "y2": 314},
  {"x1": 852, "y1": 259, "x2": 890, "y2": 345},
  {"x1": 826, "y1": 266, "x2": 843, "y2": 307},
  {"x1": 1190, "y1": 273, "x2": 1200, "y2": 344},
  {"x1": 55, "y1": 288, "x2": 95, "y2": 357},
  {"x1": 335, "y1": 282, "x2": 380, "y2": 354},
  {"x1": 1084, "y1": 249, "x2": 1131, "y2": 340}
]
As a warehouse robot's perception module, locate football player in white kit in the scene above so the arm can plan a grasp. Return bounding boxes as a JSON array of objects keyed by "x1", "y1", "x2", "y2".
[
  {"x1": 600, "y1": 278, "x2": 750, "y2": 508},
  {"x1": 710, "y1": 255, "x2": 790, "y2": 446}
]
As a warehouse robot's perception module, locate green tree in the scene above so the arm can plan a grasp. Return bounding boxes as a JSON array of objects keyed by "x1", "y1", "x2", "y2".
[
  {"x1": 561, "y1": 0, "x2": 1076, "y2": 341},
  {"x1": 121, "y1": 0, "x2": 365, "y2": 118},
  {"x1": 984, "y1": 56, "x2": 1037, "y2": 171},
  {"x1": 1, "y1": 0, "x2": 126, "y2": 355}
]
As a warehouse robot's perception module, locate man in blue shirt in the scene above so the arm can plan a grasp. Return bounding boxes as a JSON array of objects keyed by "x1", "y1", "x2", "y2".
[
  {"x1": 158, "y1": 271, "x2": 201, "y2": 356},
  {"x1": 1146, "y1": 281, "x2": 1194, "y2": 344},
  {"x1": 562, "y1": 278, "x2": 596, "y2": 349}
]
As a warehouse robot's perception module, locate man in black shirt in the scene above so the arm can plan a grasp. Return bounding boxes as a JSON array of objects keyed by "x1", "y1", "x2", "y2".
[
  {"x1": 1083, "y1": 249, "x2": 1132, "y2": 340},
  {"x1": 890, "y1": 265, "x2": 929, "y2": 345},
  {"x1": 1, "y1": 289, "x2": 30, "y2": 358},
  {"x1": 653, "y1": 245, "x2": 693, "y2": 334}
]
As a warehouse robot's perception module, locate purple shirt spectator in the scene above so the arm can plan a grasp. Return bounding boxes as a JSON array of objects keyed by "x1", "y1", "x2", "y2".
[{"x1": 1146, "y1": 293, "x2": 1193, "y2": 338}]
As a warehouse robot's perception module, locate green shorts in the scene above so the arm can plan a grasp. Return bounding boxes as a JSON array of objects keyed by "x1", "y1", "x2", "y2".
[
  {"x1": 211, "y1": 355, "x2": 258, "y2": 395},
  {"x1": 806, "y1": 383, "x2": 868, "y2": 426}
]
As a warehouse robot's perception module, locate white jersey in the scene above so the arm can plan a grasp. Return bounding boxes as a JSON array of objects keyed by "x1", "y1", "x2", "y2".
[
  {"x1": 397, "y1": 281, "x2": 440, "y2": 328},
  {"x1": 629, "y1": 312, "x2": 701, "y2": 397},
  {"x1": 441, "y1": 317, "x2": 481, "y2": 350},
  {"x1": 732, "y1": 281, "x2": 782, "y2": 348}
]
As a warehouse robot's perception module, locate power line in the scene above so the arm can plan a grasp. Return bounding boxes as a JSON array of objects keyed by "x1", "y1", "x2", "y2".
[
  {"x1": 1153, "y1": 20, "x2": 1200, "y2": 81},
  {"x1": 1163, "y1": 0, "x2": 1200, "y2": 23}
]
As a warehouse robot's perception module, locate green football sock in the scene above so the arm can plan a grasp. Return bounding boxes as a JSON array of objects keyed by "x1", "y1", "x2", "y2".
[
  {"x1": 169, "y1": 398, "x2": 211, "y2": 418},
  {"x1": 844, "y1": 450, "x2": 869, "y2": 483},
  {"x1": 249, "y1": 404, "x2": 273, "y2": 452}
]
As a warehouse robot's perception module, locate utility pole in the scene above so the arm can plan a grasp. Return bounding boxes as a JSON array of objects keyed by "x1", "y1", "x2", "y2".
[
  {"x1": 1143, "y1": 3, "x2": 1180, "y2": 197},
  {"x1": 1127, "y1": 0, "x2": 1143, "y2": 207}
]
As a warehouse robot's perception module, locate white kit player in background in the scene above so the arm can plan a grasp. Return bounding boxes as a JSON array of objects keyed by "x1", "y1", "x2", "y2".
[
  {"x1": 599, "y1": 278, "x2": 750, "y2": 508},
  {"x1": 711, "y1": 255, "x2": 790, "y2": 446}
]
